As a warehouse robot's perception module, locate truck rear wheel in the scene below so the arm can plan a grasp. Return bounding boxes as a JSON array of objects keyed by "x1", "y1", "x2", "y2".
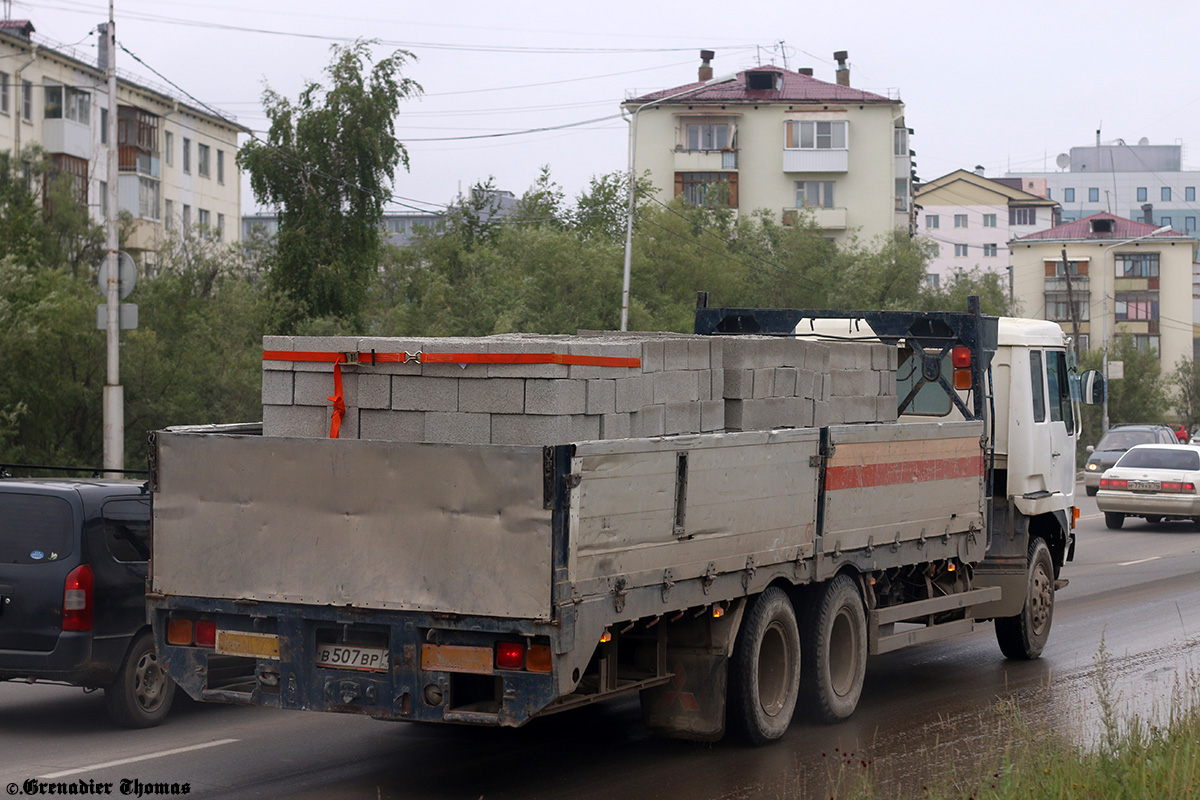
[
  {"x1": 104, "y1": 631, "x2": 175, "y2": 728},
  {"x1": 801, "y1": 574, "x2": 867, "y2": 723},
  {"x1": 995, "y1": 538, "x2": 1054, "y2": 660},
  {"x1": 727, "y1": 587, "x2": 801, "y2": 745}
]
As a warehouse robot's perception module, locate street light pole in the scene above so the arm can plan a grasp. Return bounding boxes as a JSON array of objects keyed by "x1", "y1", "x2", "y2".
[
  {"x1": 102, "y1": 0, "x2": 123, "y2": 476},
  {"x1": 620, "y1": 73, "x2": 737, "y2": 330},
  {"x1": 1098, "y1": 224, "x2": 1172, "y2": 434}
]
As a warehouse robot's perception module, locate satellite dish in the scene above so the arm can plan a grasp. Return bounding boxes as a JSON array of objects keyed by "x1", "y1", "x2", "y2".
[
  {"x1": 1138, "y1": 137, "x2": 1150, "y2": 146},
  {"x1": 1055, "y1": 153, "x2": 1070, "y2": 169}
]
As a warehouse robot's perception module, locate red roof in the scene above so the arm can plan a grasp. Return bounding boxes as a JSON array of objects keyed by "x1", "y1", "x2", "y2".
[
  {"x1": 1012, "y1": 212, "x2": 1188, "y2": 242},
  {"x1": 0, "y1": 19, "x2": 34, "y2": 36},
  {"x1": 629, "y1": 65, "x2": 895, "y2": 106}
]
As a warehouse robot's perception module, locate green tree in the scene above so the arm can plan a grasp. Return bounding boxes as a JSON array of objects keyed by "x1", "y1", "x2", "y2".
[
  {"x1": 1167, "y1": 356, "x2": 1200, "y2": 433},
  {"x1": 239, "y1": 41, "x2": 420, "y2": 330}
]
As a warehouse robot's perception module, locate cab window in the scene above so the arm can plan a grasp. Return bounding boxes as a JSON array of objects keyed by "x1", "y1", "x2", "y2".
[
  {"x1": 1030, "y1": 351, "x2": 1046, "y2": 423},
  {"x1": 1047, "y1": 350, "x2": 1073, "y2": 429}
]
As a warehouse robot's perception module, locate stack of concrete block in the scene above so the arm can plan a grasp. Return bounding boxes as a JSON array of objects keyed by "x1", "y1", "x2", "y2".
[
  {"x1": 261, "y1": 332, "x2": 898, "y2": 444},
  {"x1": 262, "y1": 333, "x2": 725, "y2": 445},
  {"x1": 721, "y1": 337, "x2": 898, "y2": 431}
]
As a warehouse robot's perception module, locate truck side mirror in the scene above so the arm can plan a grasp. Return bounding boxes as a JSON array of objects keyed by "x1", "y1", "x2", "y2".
[{"x1": 1078, "y1": 370, "x2": 1105, "y2": 405}]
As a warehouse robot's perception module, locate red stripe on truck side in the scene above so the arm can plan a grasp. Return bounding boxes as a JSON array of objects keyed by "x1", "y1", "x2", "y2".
[{"x1": 824, "y1": 455, "x2": 983, "y2": 491}]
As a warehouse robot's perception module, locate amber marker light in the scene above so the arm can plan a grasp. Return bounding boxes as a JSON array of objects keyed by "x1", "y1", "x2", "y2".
[
  {"x1": 526, "y1": 644, "x2": 552, "y2": 673},
  {"x1": 166, "y1": 617, "x2": 194, "y2": 646}
]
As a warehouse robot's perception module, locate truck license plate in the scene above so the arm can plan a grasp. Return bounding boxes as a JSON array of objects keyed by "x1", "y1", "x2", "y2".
[
  {"x1": 1129, "y1": 480, "x2": 1160, "y2": 491},
  {"x1": 315, "y1": 644, "x2": 388, "y2": 672}
]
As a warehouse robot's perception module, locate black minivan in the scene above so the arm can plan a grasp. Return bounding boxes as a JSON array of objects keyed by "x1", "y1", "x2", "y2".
[{"x1": 0, "y1": 478, "x2": 174, "y2": 727}]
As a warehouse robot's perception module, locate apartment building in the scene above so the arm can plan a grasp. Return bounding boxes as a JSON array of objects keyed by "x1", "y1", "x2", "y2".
[
  {"x1": 0, "y1": 20, "x2": 246, "y2": 268},
  {"x1": 1009, "y1": 213, "x2": 1197, "y2": 370},
  {"x1": 1008, "y1": 138, "x2": 1200, "y2": 234},
  {"x1": 623, "y1": 51, "x2": 914, "y2": 244},
  {"x1": 916, "y1": 169, "x2": 1059, "y2": 286}
]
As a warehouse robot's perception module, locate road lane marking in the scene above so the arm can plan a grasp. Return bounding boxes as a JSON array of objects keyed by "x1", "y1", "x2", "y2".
[
  {"x1": 1119, "y1": 556, "x2": 1162, "y2": 566},
  {"x1": 38, "y1": 738, "x2": 239, "y2": 779}
]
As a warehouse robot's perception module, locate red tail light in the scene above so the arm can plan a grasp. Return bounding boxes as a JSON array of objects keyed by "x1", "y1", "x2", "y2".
[
  {"x1": 1100, "y1": 478, "x2": 1128, "y2": 489},
  {"x1": 951, "y1": 346, "x2": 972, "y2": 368},
  {"x1": 194, "y1": 620, "x2": 217, "y2": 648},
  {"x1": 495, "y1": 642, "x2": 526, "y2": 671},
  {"x1": 62, "y1": 564, "x2": 94, "y2": 632}
]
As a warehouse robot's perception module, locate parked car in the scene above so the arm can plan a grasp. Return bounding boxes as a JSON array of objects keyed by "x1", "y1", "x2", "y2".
[
  {"x1": 1083, "y1": 424, "x2": 1179, "y2": 496},
  {"x1": 1095, "y1": 444, "x2": 1200, "y2": 530},
  {"x1": 0, "y1": 476, "x2": 174, "y2": 727}
]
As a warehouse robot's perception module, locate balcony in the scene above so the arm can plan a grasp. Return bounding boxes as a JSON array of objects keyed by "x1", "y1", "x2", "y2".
[
  {"x1": 783, "y1": 149, "x2": 848, "y2": 173},
  {"x1": 1044, "y1": 276, "x2": 1089, "y2": 291},
  {"x1": 42, "y1": 119, "x2": 91, "y2": 160},
  {"x1": 782, "y1": 206, "x2": 847, "y2": 230},
  {"x1": 674, "y1": 149, "x2": 737, "y2": 171}
]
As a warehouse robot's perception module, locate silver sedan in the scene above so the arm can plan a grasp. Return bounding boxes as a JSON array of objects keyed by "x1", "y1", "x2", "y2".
[{"x1": 1095, "y1": 444, "x2": 1200, "y2": 530}]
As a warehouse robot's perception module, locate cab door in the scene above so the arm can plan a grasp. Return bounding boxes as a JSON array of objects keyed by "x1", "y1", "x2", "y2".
[
  {"x1": 1043, "y1": 349, "x2": 1076, "y2": 499},
  {"x1": 1016, "y1": 348, "x2": 1073, "y2": 498}
]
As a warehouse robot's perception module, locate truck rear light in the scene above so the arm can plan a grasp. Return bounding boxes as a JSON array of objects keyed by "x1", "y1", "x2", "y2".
[
  {"x1": 951, "y1": 346, "x2": 971, "y2": 368},
  {"x1": 194, "y1": 620, "x2": 217, "y2": 648},
  {"x1": 167, "y1": 617, "x2": 194, "y2": 646},
  {"x1": 526, "y1": 644, "x2": 552, "y2": 673},
  {"x1": 495, "y1": 642, "x2": 525, "y2": 671},
  {"x1": 62, "y1": 564, "x2": 93, "y2": 632}
]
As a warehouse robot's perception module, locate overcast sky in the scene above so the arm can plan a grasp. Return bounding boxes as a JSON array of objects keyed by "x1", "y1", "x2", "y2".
[{"x1": 15, "y1": 0, "x2": 1200, "y2": 216}]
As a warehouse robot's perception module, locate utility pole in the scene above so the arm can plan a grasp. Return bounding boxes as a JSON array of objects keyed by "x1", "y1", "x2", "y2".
[
  {"x1": 1061, "y1": 247, "x2": 1081, "y2": 358},
  {"x1": 102, "y1": 2, "x2": 123, "y2": 476}
]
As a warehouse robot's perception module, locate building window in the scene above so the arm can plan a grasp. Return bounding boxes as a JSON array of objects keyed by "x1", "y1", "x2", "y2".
[
  {"x1": 1064, "y1": 188, "x2": 1075, "y2": 203},
  {"x1": 784, "y1": 120, "x2": 847, "y2": 150},
  {"x1": 1115, "y1": 252, "x2": 1159, "y2": 278},
  {"x1": 217, "y1": 213, "x2": 225, "y2": 241},
  {"x1": 21, "y1": 79, "x2": 32, "y2": 121},
  {"x1": 217, "y1": 150, "x2": 225, "y2": 184},
  {"x1": 0, "y1": 71, "x2": 8, "y2": 115},
  {"x1": 1162, "y1": 186, "x2": 1172, "y2": 201},
  {"x1": 983, "y1": 243, "x2": 998, "y2": 257},
  {"x1": 198, "y1": 208, "x2": 210, "y2": 231},
  {"x1": 1115, "y1": 291, "x2": 1158, "y2": 321},
  {"x1": 895, "y1": 178, "x2": 908, "y2": 211},
  {"x1": 684, "y1": 121, "x2": 730, "y2": 152},
  {"x1": 983, "y1": 214, "x2": 997, "y2": 227},
  {"x1": 182, "y1": 204, "x2": 191, "y2": 229},
  {"x1": 182, "y1": 137, "x2": 191, "y2": 173},
  {"x1": 924, "y1": 273, "x2": 939, "y2": 288},
  {"x1": 1129, "y1": 335, "x2": 1160, "y2": 354},
  {"x1": 198, "y1": 144, "x2": 210, "y2": 178},
  {"x1": 1088, "y1": 188, "x2": 1099, "y2": 202},
  {"x1": 44, "y1": 153, "x2": 89, "y2": 206},
  {"x1": 164, "y1": 199, "x2": 174, "y2": 231},
  {"x1": 1187, "y1": 187, "x2": 1196, "y2": 202},
  {"x1": 1187, "y1": 217, "x2": 1196, "y2": 232},
  {"x1": 675, "y1": 172, "x2": 738, "y2": 207},
  {"x1": 1161, "y1": 216, "x2": 1172, "y2": 228},
  {"x1": 894, "y1": 127, "x2": 908, "y2": 156},
  {"x1": 926, "y1": 214, "x2": 939, "y2": 229},
  {"x1": 1137, "y1": 187, "x2": 1147, "y2": 202},
  {"x1": 164, "y1": 131, "x2": 174, "y2": 167},
  {"x1": 117, "y1": 106, "x2": 160, "y2": 176},
  {"x1": 1046, "y1": 188, "x2": 1052, "y2": 200},
  {"x1": 954, "y1": 214, "x2": 968, "y2": 228},
  {"x1": 954, "y1": 244, "x2": 968, "y2": 257},
  {"x1": 44, "y1": 85, "x2": 90, "y2": 124},
  {"x1": 1044, "y1": 292, "x2": 1089, "y2": 322},
  {"x1": 794, "y1": 180, "x2": 834, "y2": 209},
  {"x1": 138, "y1": 177, "x2": 160, "y2": 219},
  {"x1": 1010, "y1": 207, "x2": 1038, "y2": 225}
]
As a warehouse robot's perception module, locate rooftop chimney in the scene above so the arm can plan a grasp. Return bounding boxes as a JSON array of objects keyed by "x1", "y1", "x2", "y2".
[
  {"x1": 698, "y1": 49, "x2": 714, "y2": 82},
  {"x1": 1142, "y1": 203, "x2": 1154, "y2": 224},
  {"x1": 834, "y1": 50, "x2": 849, "y2": 86},
  {"x1": 798, "y1": 67, "x2": 813, "y2": 76}
]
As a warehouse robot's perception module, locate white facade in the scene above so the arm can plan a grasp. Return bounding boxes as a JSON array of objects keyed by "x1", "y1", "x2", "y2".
[
  {"x1": 915, "y1": 170, "x2": 1058, "y2": 286},
  {"x1": 625, "y1": 60, "x2": 913, "y2": 245},
  {"x1": 0, "y1": 22, "x2": 245, "y2": 267},
  {"x1": 1008, "y1": 141, "x2": 1200, "y2": 234}
]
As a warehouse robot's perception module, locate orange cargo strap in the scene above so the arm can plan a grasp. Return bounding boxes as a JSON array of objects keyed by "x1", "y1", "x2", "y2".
[{"x1": 262, "y1": 349, "x2": 642, "y2": 439}]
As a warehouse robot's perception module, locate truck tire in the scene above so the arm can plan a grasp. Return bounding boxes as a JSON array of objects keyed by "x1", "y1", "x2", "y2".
[
  {"x1": 1104, "y1": 512, "x2": 1125, "y2": 530},
  {"x1": 801, "y1": 574, "x2": 867, "y2": 723},
  {"x1": 727, "y1": 587, "x2": 801, "y2": 745},
  {"x1": 994, "y1": 538, "x2": 1054, "y2": 660},
  {"x1": 104, "y1": 631, "x2": 175, "y2": 728}
]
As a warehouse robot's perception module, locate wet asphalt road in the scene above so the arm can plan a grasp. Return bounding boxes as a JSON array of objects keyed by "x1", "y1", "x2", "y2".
[{"x1": 2, "y1": 490, "x2": 1198, "y2": 799}]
